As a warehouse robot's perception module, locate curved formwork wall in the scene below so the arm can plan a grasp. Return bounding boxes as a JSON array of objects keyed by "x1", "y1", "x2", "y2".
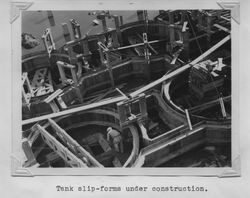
[{"x1": 43, "y1": 108, "x2": 140, "y2": 167}]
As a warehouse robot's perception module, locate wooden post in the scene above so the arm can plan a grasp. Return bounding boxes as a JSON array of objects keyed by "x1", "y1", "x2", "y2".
[
  {"x1": 119, "y1": 16, "x2": 123, "y2": 25},
  {"x1": 138, "y1": 94, "x2": 147, "y2": 121},
  {"x1": 185, "y1": 109, "x2": 193, "y2": 131},
  {"x1": 42, "y1": 28, "x2": 56, "y2": 57},
  {"x1": 82, "y1": 39, "x2": 90, "y2": 56},
  {"x1": 219, "y1": 97, "x2": 227, "y2": 118},
  {"x1": 57, "y1": 61, "x2": 67, "y2": 85},
  {"x1": 113, "y1": 15, "x2": 122, "y2": 46},
  {"x1": 117, "y1": 101, "x2": 127, "y2": 125},
  {"x1": 56, "y1": 61, "x2": 78, "y2": 86},
  {"x1": 111, "y1": 31, "x2": 119, "y2": 48},
  {"x1": 168, "y1": 11, "x2": 174, "y2": 24},
  {"x1": 181, "y1": 10, "x2": 187, "y2": 24},
  {"x1": 70, "y1": 67, "x2": 78, "y2": 85},
  {"x1": 47, "y1": 11, "x2": 55, "y2": 26},
  {"x1": 197, "y1": 11, "x2": 203, "y2": 31},
  {"x1": 137, "y1": 10, "x2": 144, "y2": 21},
  {"x1": 97, "y1": 41, "x2": 114, "y2": 87},
  {"x1": 22, "y1": 72, "x2": 34, "y2": 104},
  {"x1": 206, "y1": 14, "x2": 212, "y2": 47},
  {"x1": 182, "y1": 27, "x2": 190, "y2": 61},
  {"x1": 169, "y1": 24, "x2": 175, "y2": 52},
  {"x1": 70, "y1": 19, "x2": 81, "y2": 39},
  {"x1": 106, "y1": 52, "x2": 115, "y2": 87},
  {"x1": 99, "y1": 14, "x2": 108, "y2": 32},
  {"x1": 62, "y1": 23, "x2": 71, "y2": 42},
  {"x1": 98, "y1": 41, "x2": 106, "y2": 66},
  {"x1": 143, "y1": 32, "x2": 150, "y2": 64}
]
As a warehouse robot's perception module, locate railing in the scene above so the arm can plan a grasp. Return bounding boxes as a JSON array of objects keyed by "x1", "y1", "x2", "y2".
[{"x1": 37, "y1": 125, "x2": 87, "y2": 167}]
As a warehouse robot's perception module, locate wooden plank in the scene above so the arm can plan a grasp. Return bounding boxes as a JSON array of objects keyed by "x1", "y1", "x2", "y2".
[
  {"x1": 213, "y1": 24, "x2": 230, "y2": 33},
  {"x1": 22, "y1": 95, "x2": 126, "y2": 125},
  {"x1": 37, "y1": 125, "x2": 87, "y2": 167},
  {"x1": 189, "y1": 95, "x2": 231, "y2": 113},
  {"x1": 44, "y1": 89, "x2": 63, "y2": 103},
  {"x1": 48, "y1": 118, "x2": 103, "y2": 167}
]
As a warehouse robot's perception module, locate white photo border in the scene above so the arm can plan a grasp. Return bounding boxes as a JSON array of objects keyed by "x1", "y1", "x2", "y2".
[{"x1": 11, "y1": 0, "x2": 240, "y2": 177}]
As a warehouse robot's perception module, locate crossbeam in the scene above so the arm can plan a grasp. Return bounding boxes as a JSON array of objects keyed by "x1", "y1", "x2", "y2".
[
  {"x1": 110, "y1": 39, "x2": 167, "y2": 51},
  {"x1": 189, "y1": 95, "x2": 231, "y2": 113},
  {"x1": 48, "y1": 119, "x2": 103, "y2": 167},
  {"x1": 22, "y1": 95, "x2": 127, "y2": 125},
  {"x1": 37, "y1": 125, "x2": 87, "y2": 167}
]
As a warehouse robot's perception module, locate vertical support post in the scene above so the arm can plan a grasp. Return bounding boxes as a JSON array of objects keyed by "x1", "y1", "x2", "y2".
[
  {"x1": 98, "y1": 14, "x2": 108, "y2": 32},
  {"x1": 117, "y1": 101, "x2": 127, "y2": 125},
  {"x1": 219, "y1": 97, "x2": 227, "y2": 118},
  {"x1": 42, "y1": 28, "x2": 56, "y2": 57},
  {"x1": 106, "y1": 52, "x2": 115, "y2": 87},
  {"x1": 168, "y1": 11, "x2": 174, "y2": 24},
  {"x1": 138, "y1": 94, "x2": 147, "y2": 121},
  {"x1": 169, "y1": 24, "x2": 175, "y2": 52},
  {"x1": 56, "y1": 61, "x2": 78, "y2": 86},
  {"x1": 111, "y1": 31, "x2": 119, "y2": 48},
  {"x1": 97, "y1": 42, "x2": 114, "y2": 87},
  {"x1": 143, "y1": 33, "x2": 151, "y2": 81},
  {"x1": 113, "y1": 15, "x2": 122, "y2": 46},
  {"x1": 82, "y1": 39, "x2": 90, "y2": 56},
  {"x1": 70, "y1": 19, "x2": 81, "y2": 39},
  {"x1": 143, "y1": 33, "x2": 150, "y2": 63},
  {"x1": 70, "y1": 67, "x2": 78, "y2": 85},
  {"x1": 185, "y1": 109, "x2": 193, "y2": 131},
  {"x1": 197, "y1": 11, "x2": 203, "y2": 30},
  {"x1": 62, "y1": 23, "x2": 71, "y2": 42},
  {"x1": 22, "y1": 72, "x2": 34, "y2": 104},
  {"x1": 47, "y1": 11, "x2": 55, "y2": 26},
  {"x1": 182, "y1": 25, "x2": 190, "y2": 61},
  {"x1": 119, "y1": 16, "x2": 123, "y2": 25},
  {"x1": 98, "y1": 42, "x2": 106, "y2": 66},
  {"x1": 206, "y1": 14, "x2": 212, "y2": 47},
  {"x1": 181, "y1": 10, "x2": 187, "y2": 24},
  {"x1": 137, "y1": 10, "x2": 144, "y2": 21},
  {"x1": 57, "y1": 62, "x2": 67, "y2": 85}
]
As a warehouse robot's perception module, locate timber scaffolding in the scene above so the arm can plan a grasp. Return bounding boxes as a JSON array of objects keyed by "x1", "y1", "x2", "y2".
[
  {"x1": 21, "y1": 35, "x2": 231, "y2": 168},
  {"x1": 21, "y1": 10, "x2": 231, "y2": 168}
]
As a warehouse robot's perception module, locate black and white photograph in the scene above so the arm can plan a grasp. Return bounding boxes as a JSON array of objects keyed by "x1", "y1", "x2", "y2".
[
  {"x1": 3, "y1": 0, "x2": 250, "y2": 197},
  {"x1": 20, "y1": 9, "x2": 233, "y2": 169}
]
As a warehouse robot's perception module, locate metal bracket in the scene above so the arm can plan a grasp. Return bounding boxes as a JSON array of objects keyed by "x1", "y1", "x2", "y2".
[
  {"x1": 217, "y1": 2, "x2": 240, "y2": 24},
  {"x1": 10, "y1": 1, "x2": 33, "y2": 23}
]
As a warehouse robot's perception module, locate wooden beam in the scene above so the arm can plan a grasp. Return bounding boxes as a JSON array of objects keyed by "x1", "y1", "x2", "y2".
[
  {"x1": 22, "y1": 95, "x2": 127, "y2": 125},
  {"x1": 189, "y1": 96, "x2": 231, "y2": 113},
  {"x1": 37, "y1": 125, "x2": 87, "y2": 167},
  {"x1": 185, "y1": 109, "x2": 193, "y2": 131},
  {"x1": 129, "y1": 35, "x2": 231, "y2": 98},
  {"x1": 110, "y1": 39, "x2": 166, "y2": 51},
  {"x1": 48, "y1": 119, "x2": 103, "y2": 167}
]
